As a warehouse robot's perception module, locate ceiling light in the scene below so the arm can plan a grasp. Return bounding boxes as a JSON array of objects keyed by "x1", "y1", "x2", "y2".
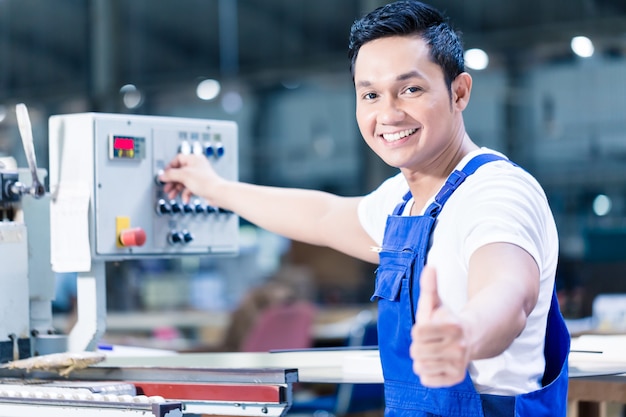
[
  {"x1": 464, "y1": 48, "x2": 489, "y2": 70},
  {"x1": 119, "y1": 84, "x2": 143, "y2": 109},
  {"x1": 592, "y1": 194, "x2": 611, "y2": 216},
  {"x1": 571, "y1": 36, "x2": 594, "y2": 58},
  {"x1": 196, "y1": 79, "x2": 221, "y2": 101},
  {"x1": 221, "y1": 91, "x2": 243, "y2": 114}
]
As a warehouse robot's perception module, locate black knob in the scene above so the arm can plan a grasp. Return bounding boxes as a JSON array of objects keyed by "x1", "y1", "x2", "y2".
[
  {"x1": 156, "y1": 199, "x2": 171, "y2": 215},
  {"x1": 168, "y1": 231, "x2": 183, "y2": 245},
  {"x1": 182, "y1": 230, "x2": 193, "y2": 243},
  {"x1": 205, "y1": 205, "x2": 217, "y2": 214},
  {"x1": 183, "y1": 203, "x2": 193, "y2": 214},
  {"x1": 170, "y1": 200, "x2": 182, "y2": 214},
  {"x1": 155, "y1": 169, "x2": 165, "y2": 186}
]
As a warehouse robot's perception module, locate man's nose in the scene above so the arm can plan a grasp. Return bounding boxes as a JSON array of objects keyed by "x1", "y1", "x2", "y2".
[{"x1": 378, "y1": 97, "x2": 405, "y2": 124}]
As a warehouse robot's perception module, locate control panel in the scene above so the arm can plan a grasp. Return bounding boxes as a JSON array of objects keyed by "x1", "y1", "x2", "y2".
[{"x1": 48, "y1": 113, "x2": 238, "y2": 263}]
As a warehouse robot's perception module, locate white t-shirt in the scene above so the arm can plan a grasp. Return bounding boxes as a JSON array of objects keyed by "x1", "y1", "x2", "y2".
[{"x1": 358, "y1": 148, "x2": 559, "y2": 395}]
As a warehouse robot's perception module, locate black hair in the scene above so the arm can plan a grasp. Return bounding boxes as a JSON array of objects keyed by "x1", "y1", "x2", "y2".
[{"x1": 348, "y1": 0, "x2": 465, "y2": 90}]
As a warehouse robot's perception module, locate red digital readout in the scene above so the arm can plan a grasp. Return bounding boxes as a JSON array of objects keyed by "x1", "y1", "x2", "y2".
[{"x1": 113, "y1": 137, "x2": 135, "y2": 150}]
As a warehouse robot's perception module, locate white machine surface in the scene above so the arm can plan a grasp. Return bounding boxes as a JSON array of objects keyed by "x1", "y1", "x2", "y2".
[
  {"x1": 0, "y1": 159, "x2": 32, "y2": 363},
  {"x1": 0, "y1": 104, "x2": 54, "y2": 366}
]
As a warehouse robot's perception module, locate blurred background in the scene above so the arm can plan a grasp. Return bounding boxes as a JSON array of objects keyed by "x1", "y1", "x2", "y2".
[{"x1": 3, "y1": 0, "x2": 626, "y2": 348}]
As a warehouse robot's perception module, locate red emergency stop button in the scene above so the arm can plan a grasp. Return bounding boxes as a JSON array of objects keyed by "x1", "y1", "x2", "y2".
[{"x1": 119, "y1": 227, "x2": 147, "y2": 247}]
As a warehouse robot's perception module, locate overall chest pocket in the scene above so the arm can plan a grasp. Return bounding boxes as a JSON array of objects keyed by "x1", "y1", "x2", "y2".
[{"x1": 372, "y1": 249, "x2": 414, "y2": 302}]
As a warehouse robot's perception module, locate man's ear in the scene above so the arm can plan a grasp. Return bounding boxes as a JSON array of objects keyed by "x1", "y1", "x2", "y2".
[{"x1": 452, "y1": 72, "x2": 472, "y2": 111}]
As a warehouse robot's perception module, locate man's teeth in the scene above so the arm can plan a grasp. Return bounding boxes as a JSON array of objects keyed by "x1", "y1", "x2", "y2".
[{"x1": 382, "y1": 128, "x2": 417, "y2": 142}]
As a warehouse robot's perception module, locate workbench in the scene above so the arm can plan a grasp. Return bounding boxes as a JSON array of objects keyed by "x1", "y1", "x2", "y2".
[{"x1": 567, "y1": 335, "x2": 626, "y2": 417}]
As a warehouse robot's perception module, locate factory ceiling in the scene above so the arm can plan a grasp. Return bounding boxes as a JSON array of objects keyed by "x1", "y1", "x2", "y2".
[{"x1": 2, "y1": 0, "x2": 626, "y2": 103}]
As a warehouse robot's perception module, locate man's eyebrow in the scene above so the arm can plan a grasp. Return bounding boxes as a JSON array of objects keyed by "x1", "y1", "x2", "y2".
[
  {"x1": 355, "y1": 71, "x2": 425, "y2": 88},
  {"x1": 396, "y1": 70, "x2": 424, "y2": 81}
]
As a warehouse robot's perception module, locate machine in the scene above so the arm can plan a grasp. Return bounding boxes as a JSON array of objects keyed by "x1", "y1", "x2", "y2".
[
  {"x1": 47, "y1": 112, "x2": 239, "y2": 352},
  {"x1": 0, "y1": 104, "x2": 56, "y2": 364},
  {"x1": 0, "y1": 107, "x2": 384, "y2": 417}
]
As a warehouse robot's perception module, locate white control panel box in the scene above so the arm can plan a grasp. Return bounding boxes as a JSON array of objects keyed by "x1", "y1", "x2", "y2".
[{"x1": 49, "y1": 113, "x2": 238, "y2": 269}]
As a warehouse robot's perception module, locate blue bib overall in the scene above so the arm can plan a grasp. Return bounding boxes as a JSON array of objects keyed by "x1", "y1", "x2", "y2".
[{"x1": 372, "y1": 154, "x2": 570, "y2": 417}]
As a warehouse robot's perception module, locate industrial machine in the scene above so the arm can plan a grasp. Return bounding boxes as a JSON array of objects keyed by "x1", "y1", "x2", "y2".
[
  {"x1": 47, "y1": 112, "x2": 239, "y2": 352},
  {"x1": 0, "y1": 104, "x2": 57, "y2": 364},
  {"x1": 0, "y1": 107, "x2": 383, "y2": 417},
  {"x1": 0, "y1": 106, "x2": 187, "y2": 416}
]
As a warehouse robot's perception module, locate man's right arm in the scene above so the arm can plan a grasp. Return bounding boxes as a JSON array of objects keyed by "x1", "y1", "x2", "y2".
[{"x1": 160, "y1": 153, "x2": 379, "y2": 264}]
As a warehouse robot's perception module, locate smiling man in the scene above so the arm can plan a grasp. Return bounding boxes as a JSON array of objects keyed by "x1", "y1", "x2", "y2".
[{"x1": 160, "y1": 1, "x2": 569, "y2": 416}]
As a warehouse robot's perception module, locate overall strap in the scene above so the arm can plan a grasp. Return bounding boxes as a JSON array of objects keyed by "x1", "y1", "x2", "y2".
[
  {"x1": 424, "y1": 153, "x2": 508, "y2": 217},
  {"x1": 392, "y1": 191, "x2": 413, "y2": 216}
]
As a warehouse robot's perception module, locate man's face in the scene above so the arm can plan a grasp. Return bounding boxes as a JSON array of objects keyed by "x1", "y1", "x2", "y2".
[{"x1": 354, "y1": 35, "x2": 463, "y2": 172}]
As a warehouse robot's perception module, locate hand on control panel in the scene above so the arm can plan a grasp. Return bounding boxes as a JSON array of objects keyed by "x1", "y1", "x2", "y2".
[{"x1": 160, "y1": 153, "x2": 226, "y2": 205}]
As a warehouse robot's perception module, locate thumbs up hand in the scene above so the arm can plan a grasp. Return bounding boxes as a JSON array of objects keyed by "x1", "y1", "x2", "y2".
[{"x1": 409, "y1": 265, "x2": 471, "y2": 387}]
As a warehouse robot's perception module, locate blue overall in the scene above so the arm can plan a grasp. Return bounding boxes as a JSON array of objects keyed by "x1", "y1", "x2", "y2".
[{"x1": 372, "y1": 154, "x2": 570, "y2": 417}]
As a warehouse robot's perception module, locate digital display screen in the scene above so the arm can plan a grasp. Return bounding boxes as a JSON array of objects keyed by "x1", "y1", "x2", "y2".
[
  {"x1": 109, "y1": 135, "x2": 145, "y2": 159},
  {"x1": 114, "y1": 137, "x2": 135, "y2": 151}
]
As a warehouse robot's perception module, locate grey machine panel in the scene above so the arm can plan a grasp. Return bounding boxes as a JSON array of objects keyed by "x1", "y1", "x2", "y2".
[{"x1": 50, "y1": 113, "x2": 239, "y2": 261}]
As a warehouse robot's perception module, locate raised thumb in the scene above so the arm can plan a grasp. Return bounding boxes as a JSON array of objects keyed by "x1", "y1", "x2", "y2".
[{"x1": 415, "y1": 265, "x2": 442, "y2": 323}]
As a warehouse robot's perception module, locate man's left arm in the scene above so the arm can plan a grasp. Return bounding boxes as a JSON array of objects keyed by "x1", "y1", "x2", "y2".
[{"x1": 410, "y1": 242, "x2": 539, "y2": 387}]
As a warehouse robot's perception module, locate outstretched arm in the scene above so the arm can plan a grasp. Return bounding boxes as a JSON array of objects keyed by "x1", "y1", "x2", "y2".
[
  {"x1": 159, "y1": 153, "x2": 379, "y2": 264},
  {"x1": 410, "y1": 242, "x2": 540, "y2": 387}
]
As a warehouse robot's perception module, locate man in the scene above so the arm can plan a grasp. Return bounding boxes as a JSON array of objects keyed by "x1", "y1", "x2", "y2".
[{"x1": 160, "y1": 1, "x2": 569, "y2": 415}]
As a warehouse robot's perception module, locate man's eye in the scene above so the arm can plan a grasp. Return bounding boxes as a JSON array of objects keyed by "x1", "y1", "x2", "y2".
[
  {"x1": 405, "y1": 86, "x2": 422, "y2": 94},
  {"x1": 364, "y1": 92, "x2": 378, "y2": 100}
]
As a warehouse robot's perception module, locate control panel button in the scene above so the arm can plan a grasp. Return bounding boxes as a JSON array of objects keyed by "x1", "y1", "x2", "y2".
[
  {"x1": 215, "y1": 142, "x2": 225, "y2": 157},
  {"x1": 204, "y1": 143, "x2": 214, "y2": 157},
  {"x1": 167, "y1": 231, "x2": 184, "y2": 245},
  {"x1": 192, "y1": 141, "x2": 203, "y2": 155},
  {"x1": 182, "y1": 230, "x2": 193, "y2": 243},
  {"x1": 169, "y1": 199, "x2": 182, "y2": 214},
  {"x1": 119, "y1": 227, "x2": 147, "y2": 247},
  {"x1": 156, "y1": 199, "x2": 171, "y2": 215},
  {"x1": 155, "y1": 169, "x2": 166, "y2": 185},
  {"x1": 194, "y1": 202, "x2": 205, "y2": 214},
  {"x1": 178, "y1": 141, "x2": 191, "y2": 154}
]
